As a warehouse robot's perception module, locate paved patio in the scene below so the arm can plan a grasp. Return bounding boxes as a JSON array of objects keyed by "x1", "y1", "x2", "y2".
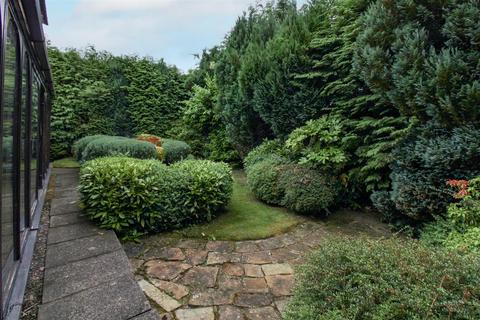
[
  {"x1": 125, "y1": 216, "x2": 387, "y2": 320},
  {"x1": 37, "y1": 169, "x2": 159, "y2": 320}
]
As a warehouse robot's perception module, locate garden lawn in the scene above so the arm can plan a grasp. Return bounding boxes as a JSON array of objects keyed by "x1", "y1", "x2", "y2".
[
  {"x1": 172, "y1": 170, "x2": 302, "y2": 240},
  {"x1": 52, "y1": 157, "x2": 81, "y2": 168}
]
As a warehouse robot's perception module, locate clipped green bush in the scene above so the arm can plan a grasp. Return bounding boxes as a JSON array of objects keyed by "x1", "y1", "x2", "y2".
[
  {"x1": 79, "y1": 157, "x2": 233, "y2": 236},
  {"x1": 162, "y1": 139, "x2": 192, "y2": 164},
  {"x1": 246, "y1": 155, "x2": 290, "y2": 205},
  {"x1": 279, "y1": 164, "x2": 340, "y2": 214},
  {"x1": 173, "y1": 160, "x2": 233, "y2": 222},
  {"x1": 285, "y1": 238, "x2": 480, "y2": 320},
  {"x1": 79, "y1": 157, "x2": 188, "y2": 234},
  {"x1": 243, "y1": 139, "x2": 284, "y2": 169},
  {"x1": 72, "y1": 135, "x2": 109, "y2": 161},
  {"x1": 81, "y1": 136, "x2": 157, "y2": 162}
]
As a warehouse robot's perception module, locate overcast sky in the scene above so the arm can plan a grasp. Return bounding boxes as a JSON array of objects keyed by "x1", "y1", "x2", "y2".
[{"x1": 45, "y1": 0, "x2": 308, "y2": 72}]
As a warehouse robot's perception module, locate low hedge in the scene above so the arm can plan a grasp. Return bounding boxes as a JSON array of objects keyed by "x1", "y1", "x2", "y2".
[
  {"x1": 162, "y1": 139, "x2": 192, "y2": 164},
  {"x1": 285, "y1": 238, "x2": 480, "y2": 320},
  {"x1": 72, "y1": 135, "x2": 109, "y2": 161},
  {"x1": 79, "y1": 157, "x2": 233, "y2": 236},
  {"x1": 81, "y1": 136, "x2": 158, "y2": 162}
]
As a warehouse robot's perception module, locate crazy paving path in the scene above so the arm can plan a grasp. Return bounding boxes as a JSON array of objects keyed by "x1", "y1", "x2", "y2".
[{"x1": 124, "y1": 215, "x2": 390, "y2": 320}]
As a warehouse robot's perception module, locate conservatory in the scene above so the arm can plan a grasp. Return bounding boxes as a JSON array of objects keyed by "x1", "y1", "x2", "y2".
[{"x1": 0, "y1": 0, "x2": 52, "y2": 318}]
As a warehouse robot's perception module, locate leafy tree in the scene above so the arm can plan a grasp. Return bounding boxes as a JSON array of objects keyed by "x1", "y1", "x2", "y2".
[{"x1": 177, "y1": 75, "x2": 239, "y2": 162}]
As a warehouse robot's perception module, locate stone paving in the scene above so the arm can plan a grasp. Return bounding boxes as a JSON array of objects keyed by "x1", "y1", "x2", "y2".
[
  {"x1": 125, "y1": 222, "x2": 328, "y2": 320},
  {"x1": 37, "y1": 169, "x2": 159, "y2": 320}
]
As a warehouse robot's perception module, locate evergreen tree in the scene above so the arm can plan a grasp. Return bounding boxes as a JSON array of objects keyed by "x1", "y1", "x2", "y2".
[{"x1": 355, "y1": 0, "x2": 480, "y2": 126}]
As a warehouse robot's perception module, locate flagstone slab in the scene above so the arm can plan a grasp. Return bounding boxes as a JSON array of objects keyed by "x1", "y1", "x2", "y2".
[
  {"x1": 45, "y1": 232, "x2": 121, "y2": 268},
  {"x1": 218, "y1": 305, "x2": 244, "y2": 320},
  {"x1": 265, "y1": 275, "x2": 294, "y2": 296},
  {"x1": 178, "y1": 266, "x2": 219, "y2": 288},
  {"x1": 150, "y1": 279, "x2": 189, "y2": 300},
  {"x1": 138, "y1": 280, "x2": 181, "y2": 312},
  {"x1": 245, "y1": 307, "x2": 281, "y2": 320},
  {"x1": 38, "y1": 276, "x2": 151, "y2": 320},
  {"x1": 145, "y1": 261, "x2": 192, "y2": 281},
  {"x1": 175, "y1": 307, "x2": 215, "y2": 320},
  {"x1": 261, "y1": 263, "x2": 293, "y2": 276},
  {"x1": 234, "y1": 293, "x2": 273, "y2": 307},
  {"x1": 244, "y1": 264, "x2": 264, "y2": 277}
]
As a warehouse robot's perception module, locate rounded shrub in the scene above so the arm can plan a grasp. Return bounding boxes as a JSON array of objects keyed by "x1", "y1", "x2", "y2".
[
  {"x1": 79, "y1": 157, "x2": 189, "y2": 234},
  {"x1": 72, "y1": 135, "x2": 109, "y2": 161},
  {"x1": 162, "y1": 139, "x2": 192, "y2": 164},
  {"x1": 243, "y1": 139, "x2": 284, "y2": 169},
  {"x1": 81, "y1": 136, "x2": 158, "y2": 162},
  {"x1": 172, "y1": 160, "x2": 233, "y2": 222},
  {"x1": 279, "y1": 164, "x2": 340, "y2": 214},
  {"x1": 246, "y1": 155, "x2": 290, "y2": 205},
  {"x1": 79, "y1": 157, "x2": 233, "y2": 236},
  {"x1": 285, "y1": 238, "x2": 480, "y2": 320}
]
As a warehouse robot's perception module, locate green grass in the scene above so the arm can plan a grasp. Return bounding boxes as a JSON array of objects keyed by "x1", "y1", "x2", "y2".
[
  {"x1": 52, "y1": 157, "x2": 81, "y2": 168},
  {"x1": 171, "y1": 170, "x2": 302, "y2": 241}
]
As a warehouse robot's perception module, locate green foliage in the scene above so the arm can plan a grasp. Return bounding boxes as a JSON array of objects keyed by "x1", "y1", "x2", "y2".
[
  {"x1": 246, "y1": 155, "x2": 291, "y2": 205},
  {"x1": 300, "y1": 0, "x2": 408, "y2": 194},
  {"x1": 79, "y1": 157, "x2": 234, "y2": 236},
  {"x1": 175, "y1": 76, "x2": 239, "y2": 163},
  {"x1": 285, "y1": 237, "x2": 480, "y2": 320},
  {"x1": 215, "y1": 1, "x2": 321, "y2": 154},
  {"x1": 444, "y1": 228, "x2": 480, "y2": 253},
  {"x1": 162, "y1": 139, "x2": 192, "y2": 164},
  {"x1": 79, "y1": 157, "x2": 188, "y2": 235},
  {"x1": 279, "y1": 164, "x2": 341, "y2": 214},
  {"x1": 172, "y1": 160, "x2": 233, "y2": 222},
  {"x1": 355, "y1": 0, "x2": 480, "y2": 126},
  {"x1": 49, "y1": 46, "x2": 189, "y2": 159},
  {"x1": 447, "y1": 177, "x2": 480, "y2": 228},
  {"x1": 243, "y1": 139, "x2": 285, "y2": 169},
  {"x1": 123, "y1": 57, "x2": 189, "y2": 136},
  {"x1": 285, "y1": 116, "x2": 347, "y2": 170},
  {"x1": 375, "y1": 125, "x2": 480, "y2": 221},
  {"x1": 72, "y1": 135, "x2": 108, "y2": 161},
  {"x1": 81, "y1": 136, "x2": 158, "y2": 162}
]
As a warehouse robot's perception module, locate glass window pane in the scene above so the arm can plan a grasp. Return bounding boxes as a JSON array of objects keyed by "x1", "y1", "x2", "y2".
[
  {"x1": 2, "y1": 16, "x2": 18, "y2": 271},
  {"x1": 20, "y1": 54, "x2": 28, "y2": 229},
  {"x1": 31, "y1": 77, "x2": 39, "y2": 208}
]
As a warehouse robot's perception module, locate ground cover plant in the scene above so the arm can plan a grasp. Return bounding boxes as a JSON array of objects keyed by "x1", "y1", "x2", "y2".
[{"x1": 285, "y1": 237, "x2": 480, "y2": 320}]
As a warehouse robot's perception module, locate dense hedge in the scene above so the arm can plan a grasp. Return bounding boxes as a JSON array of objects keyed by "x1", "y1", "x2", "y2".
[
  {"x1": 79, "y1": 157, "x2": 233, "y2": 236},
  {"x1": 81, "y1": 136, "x2": 158, "y2": 162},
  {"x1": 162, "y1": 139, "x2": 192, "y2": 164},
  {"x1": 72, "y1": 135, "x2": 109, "y2": 161},
  {"x1": 285, "y1": 238, "x2": 480, "y2": 320}
]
